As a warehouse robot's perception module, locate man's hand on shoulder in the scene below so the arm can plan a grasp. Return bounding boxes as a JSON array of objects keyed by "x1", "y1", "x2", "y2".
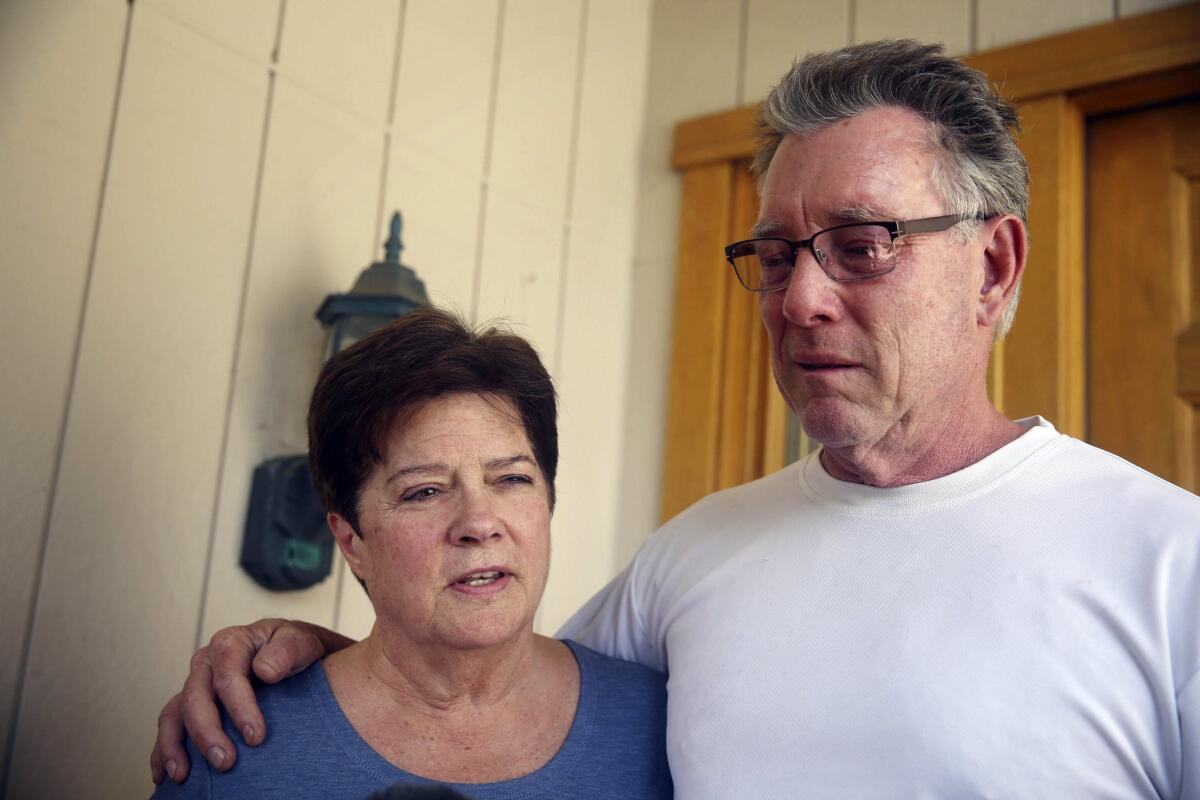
[{"x1": 149, "y1": 618, "x2": 354, "y2": 785}]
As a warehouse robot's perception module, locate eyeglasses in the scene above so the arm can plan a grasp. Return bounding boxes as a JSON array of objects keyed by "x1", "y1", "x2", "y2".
[{"x1": 724, "y1": 213, "x2": 982, "y2": 291}]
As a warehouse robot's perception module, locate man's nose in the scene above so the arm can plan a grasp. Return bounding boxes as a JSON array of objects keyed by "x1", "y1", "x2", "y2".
[
  {"x1": 780, "y1": 249, "x2": 840, "y2": 326},
  {"x1": 451, "y1": 487, "x2": 504, "y2": 545}
]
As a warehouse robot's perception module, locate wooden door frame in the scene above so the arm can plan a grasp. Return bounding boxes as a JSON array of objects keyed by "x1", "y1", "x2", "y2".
[{"x1": 661, "y1": 3, "x2": 1200, "y2": 520}]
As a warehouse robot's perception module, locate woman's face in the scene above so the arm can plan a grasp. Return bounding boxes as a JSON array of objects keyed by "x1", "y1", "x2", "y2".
[{"x1": 332, "y1": 392, "x2": 552, "y2": 651}]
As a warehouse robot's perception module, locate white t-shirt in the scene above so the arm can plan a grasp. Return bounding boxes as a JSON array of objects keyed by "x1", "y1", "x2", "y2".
[{"x1": 559, "y1": 418, "x2": 1200, "y2": 799}]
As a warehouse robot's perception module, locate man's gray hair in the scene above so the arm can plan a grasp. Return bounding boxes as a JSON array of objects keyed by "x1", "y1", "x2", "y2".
[{"x1": 751, "y1": 40, "x2": 1028, "y2": 338}]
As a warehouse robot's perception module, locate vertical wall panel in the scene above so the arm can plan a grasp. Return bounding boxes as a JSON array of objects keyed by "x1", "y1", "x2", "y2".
[
  {"x1": 384, "y1": 0, "x2": 501, "y2": 312},
  {"x1": 277, "y1": 0, "x2": 401, "y2": 126},
  {"x1": 336, "y1": 0, "x2": 506, "y2": 636},
  {"x1": 0, "y1": 0, "x2": 126, "y2": 778},
  {"x1": 6, "y1": 7, "x2": 268, "y2": 797},
  {"x1": 541, "y1": 0, "x2": 652, "y2": 632},
  {"x1": 198, "y1": 80, "x2": 385, "y2": 643},
  {"x1": 743, "y1": 0, "x2": 848, "y2": 102},
  {"x1": 476, "y1": 0, "x2": 584, "y2": 361},
  {"x1": 976, "y1": 0, "x2": 1111, "y2": 50},
  {"x1": 619, "y1": 0, "x2": 741, "y2": 559},
  {"x1": 854, "y1": 0, "x2": 970, "y2": 54}
]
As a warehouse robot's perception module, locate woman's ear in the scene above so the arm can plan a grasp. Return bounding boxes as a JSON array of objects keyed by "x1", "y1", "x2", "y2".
[
  {"x1": 977, "y1": 215, "x2": 1028, "y2": 329},
  {"x1": 328, "y1": 512, "x2": 368, "y2": 584}
]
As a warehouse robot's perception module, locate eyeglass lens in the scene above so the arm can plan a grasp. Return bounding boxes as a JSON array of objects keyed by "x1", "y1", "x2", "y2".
[{"x1": 732, "y1": 224, "x2": 896, "y2": 289}]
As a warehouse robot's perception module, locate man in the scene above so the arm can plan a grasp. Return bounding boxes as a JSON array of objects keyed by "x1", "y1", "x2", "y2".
[{"x1": 152, "y1": 41, "x2": 1199, "y2": 797}]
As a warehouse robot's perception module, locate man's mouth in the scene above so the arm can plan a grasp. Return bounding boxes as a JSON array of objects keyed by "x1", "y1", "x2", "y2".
[
  {"x1": 455, "y1": 570, "x2": 507, "y2": 587},
  {"x1": 797, "y1": 361, "x2": 857, "y2": 371}
]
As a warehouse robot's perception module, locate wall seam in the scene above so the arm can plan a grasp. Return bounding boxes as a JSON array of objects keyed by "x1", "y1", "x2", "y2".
[
  {"x1": 471, "y1": 0, "x2": 508, "y2": 321},
  {"x1": 968, "y1": 0, "x2": 978, "y2": 53},
  {"x1": 371, "y1": 0, "x2": 407, "y2": 260},
  {"x1": 192, "y1": 0, "x2": 287, "y2": 652},
  {"x1": 846, "y1": 0, "x2": 856, "y2": 44},
  {"x1": 1, "y1": 2, "x2": 136, "y2": 792},
  {"x1": 735, "y1": 0, "x2": 750, "y2": 105},
  {"x1": 551, "y1": 0, "x2": 590, "y2": 379}
]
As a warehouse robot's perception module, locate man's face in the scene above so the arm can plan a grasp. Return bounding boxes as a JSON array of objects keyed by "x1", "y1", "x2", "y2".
[{"x1": 757, "y1": 107, "x2": 983, "y2": 453}]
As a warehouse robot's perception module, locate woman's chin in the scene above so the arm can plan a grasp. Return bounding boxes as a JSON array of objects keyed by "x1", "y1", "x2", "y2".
[{"x1": 428, "y1": 605, "x2": 536, "y2": 651}]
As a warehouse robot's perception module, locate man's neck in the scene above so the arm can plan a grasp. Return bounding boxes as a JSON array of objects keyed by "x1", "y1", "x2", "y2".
[{"x1": 818, "y1": 397, "x2": 1025, "y2": 487}]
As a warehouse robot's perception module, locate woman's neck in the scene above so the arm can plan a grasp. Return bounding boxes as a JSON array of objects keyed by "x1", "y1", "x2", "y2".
[
  {"x1": 323, "y1": 630, "x2": 580, "y2": 782},
  {"x1": 335, "y1": 626, "x2": 544, "y2": 713}
]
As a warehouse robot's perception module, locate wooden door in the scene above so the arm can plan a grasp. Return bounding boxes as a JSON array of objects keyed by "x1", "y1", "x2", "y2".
[
  {"x1": 1088, "y1": 99, "x2": 1200, "y2": 493},
  {"x1": 660, "y1": 5, "x2": 1200, "y2": 521}
]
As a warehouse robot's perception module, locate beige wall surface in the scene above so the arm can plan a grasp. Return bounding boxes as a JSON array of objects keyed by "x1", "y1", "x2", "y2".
[
  {"x1": 0, "y1": 0, "x2": 650, "y2": 796},
  {"x1": 1, "y1": 0, "x2": 1184, "y2": 796}
]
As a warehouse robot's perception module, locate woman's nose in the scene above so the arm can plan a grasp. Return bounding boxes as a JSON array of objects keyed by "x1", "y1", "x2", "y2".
[{"x1": 451, "y1": 488, "x2": 504, "y2": 545}]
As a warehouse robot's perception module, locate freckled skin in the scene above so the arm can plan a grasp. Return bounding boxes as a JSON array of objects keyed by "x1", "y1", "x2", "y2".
[
  {"x1": 757, "y1": 107, "x2": 1024, "y2": 486},
  {"x1": 333, "y1": 393, "x2": 552, "y2": 654}
]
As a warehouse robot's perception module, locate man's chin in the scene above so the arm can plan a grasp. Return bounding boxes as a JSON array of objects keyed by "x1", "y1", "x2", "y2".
[{"x1": 796, "y1": 400, "x2": 876, "y2": 451}]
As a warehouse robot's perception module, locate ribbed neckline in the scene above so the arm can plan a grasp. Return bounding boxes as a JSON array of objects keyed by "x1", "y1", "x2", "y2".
[{"x1": 797, "y1": 416, "x2": 1065, "y2": 516}]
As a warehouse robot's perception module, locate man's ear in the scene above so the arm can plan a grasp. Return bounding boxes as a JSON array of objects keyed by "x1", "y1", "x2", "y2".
[
  {"x1": 327, "y1": 512, "x2": 368, "y2": 583},
  {"x1": 977, "y1": 215, "x2": 1028, "y2": 328}
]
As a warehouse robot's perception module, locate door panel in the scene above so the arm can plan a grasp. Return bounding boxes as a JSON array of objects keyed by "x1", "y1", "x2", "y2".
[{"x1": 1087, "y1": 99, "x2": 1199, "y2": 492}]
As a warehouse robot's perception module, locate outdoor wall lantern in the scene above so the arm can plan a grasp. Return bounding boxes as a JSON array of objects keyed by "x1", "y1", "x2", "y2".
[{"x1": 240, "y1": 211, "x2": 430, "y2": 591}]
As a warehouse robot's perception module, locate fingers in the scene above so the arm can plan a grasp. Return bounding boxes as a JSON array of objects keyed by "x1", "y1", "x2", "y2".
[
  {"x1": 250, "y1": 619, "x2": 344, "y2": 684},
  {"x1": 150, "y1": 692, "x2": 189, "y2": 785},
  {"x1": 180, "y1": 645, "x2": 240, "y2": 771},
  {"x1": 206, "y1": 625, "x2": 271, "y2": 749}
]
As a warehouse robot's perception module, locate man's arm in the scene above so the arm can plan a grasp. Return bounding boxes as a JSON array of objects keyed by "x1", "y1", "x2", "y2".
[
  {"x1": 557, "y1": 555, "x2": 666, "y2": 673},
  {"x1": 150, "y1": 618, "x2": 354, "y2": 785}
]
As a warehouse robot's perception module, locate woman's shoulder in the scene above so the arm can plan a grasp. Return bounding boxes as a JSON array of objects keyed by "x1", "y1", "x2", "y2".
[
  {"x1": 563, "y1": 639, "x2": 666, "y2": 686},
  {"x1": 562, "y1": 639, "x2": 668, "y2": 718},
  {"x1": 552, "y1": 640, "x2": 672, "y2": 797},
  {"x1": 152, "y1": 661, "x2": 379, "y2": 799}
]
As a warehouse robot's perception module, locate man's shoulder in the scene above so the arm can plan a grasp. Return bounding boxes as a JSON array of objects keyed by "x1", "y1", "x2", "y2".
[
  {"x1": 661, "y1": 459, "x2": 807, "y2": 535},
  {"x1": 1049, "y1": 434, "x2": 1200, "y2": 514},
  {"x1": 627, "y1": 459, "x2": 808, "y2": 577}
]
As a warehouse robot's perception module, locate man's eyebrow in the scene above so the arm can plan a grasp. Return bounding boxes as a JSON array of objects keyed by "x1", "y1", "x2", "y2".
[
  {"x1": 750, "y1": 220, "x2": 786, "y2": 238},
  {"x1": 750, "y1": 206, "x2": 892, "y2": 239},
  {"x1": 385, "y1": 463, "x2": 447, "y2": 483},
  {"x1": 835, "y1": 205, "x2": 891, "y2": 223},
  {"x1": 486, "y1": 454, "x2": 535, "y2": 470}
]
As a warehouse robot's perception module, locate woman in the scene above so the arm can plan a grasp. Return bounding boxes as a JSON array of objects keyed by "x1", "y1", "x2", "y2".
[{"x1": 153, "y1": 308, "x2": 671, "y2": 799}]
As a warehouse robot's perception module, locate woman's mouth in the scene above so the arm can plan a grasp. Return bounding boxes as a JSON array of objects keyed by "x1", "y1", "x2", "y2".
[{"x1": 456, "y1": 570, "x2": 506, "y2": 587}]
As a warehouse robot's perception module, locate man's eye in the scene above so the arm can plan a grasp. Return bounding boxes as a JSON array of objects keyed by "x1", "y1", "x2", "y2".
[{"x1": 758, "y1": 252, "x2": 791, "y2": 270}]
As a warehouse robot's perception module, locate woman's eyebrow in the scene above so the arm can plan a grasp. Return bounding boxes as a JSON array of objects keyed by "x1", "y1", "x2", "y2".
[
  {"x1": 385, "y1": 463, "x2": 447, "y2": 483},
  {"x1": 486, "y1": 454, "x2": 535, "y2": 470}
]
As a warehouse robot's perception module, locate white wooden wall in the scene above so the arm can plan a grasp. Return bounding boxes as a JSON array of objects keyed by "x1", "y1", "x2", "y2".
[
  {"x1": 0, "y1": 0, "x2": 650, "y2": 796},
  {"x1": 1, "y1": 0, "x2": 1187, "y2": 796}
]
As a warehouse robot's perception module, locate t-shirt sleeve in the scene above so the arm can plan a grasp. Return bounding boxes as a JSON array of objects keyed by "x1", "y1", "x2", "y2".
[
  {"x1": 1181, "y1": 669, "x2": 1199, "y2": 800},
  {"x1": 150, "y1": 740, "x2": 211, "y2": 800},
  {"x1": 556, "y1": 557, "x2": 666, "y2": 673}
]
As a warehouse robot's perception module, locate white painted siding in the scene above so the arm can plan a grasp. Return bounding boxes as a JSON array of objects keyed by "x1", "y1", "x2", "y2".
[{"x1": 1, "y1": 0, "x2": 652, "y2": 794}]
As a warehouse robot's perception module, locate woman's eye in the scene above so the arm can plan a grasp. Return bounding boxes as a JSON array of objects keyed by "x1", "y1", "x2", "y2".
[
  {"x1": 402, "y1": 486, "x2": 440, "y2": 502},
  {"x1": 500, "y1": 474, "x2": 533, "y2": 485}
]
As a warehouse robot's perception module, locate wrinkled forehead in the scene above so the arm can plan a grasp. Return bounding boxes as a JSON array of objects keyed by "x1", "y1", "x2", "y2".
[{"x1": 758, "y1": 110, "x2": 944, "y2": 229}]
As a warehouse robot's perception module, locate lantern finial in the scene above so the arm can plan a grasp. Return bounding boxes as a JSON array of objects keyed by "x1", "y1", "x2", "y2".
[{"x1": 384, "y1": 211, "x2": 403, "y2": 264}]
